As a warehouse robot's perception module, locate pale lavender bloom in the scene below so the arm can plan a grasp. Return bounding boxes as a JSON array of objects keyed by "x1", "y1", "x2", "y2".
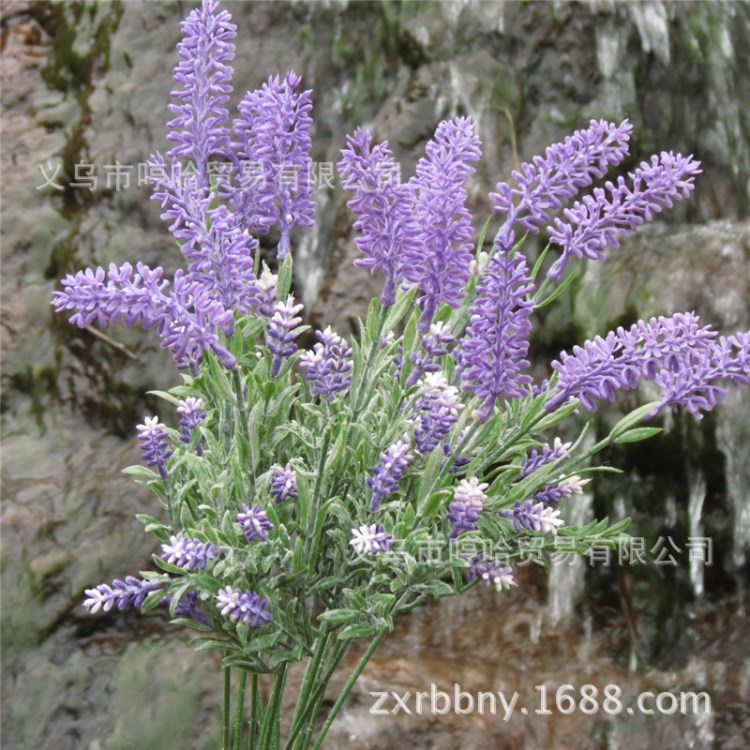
[
  {"x1": 236, "y1": 503, "x2": 274, "y2": 542},
  {"x1": 517, "y1": 438, "x2": 589, "y2": 506},
  {"x1": 83, "y1": 576, "x2": 167, "y2": 614},
  {"x1": 446, "y1": 477, "x2": 488, "y2": 538},
  {"x1": 267, "y1": 295, "x2": 304, "y2": 375},
  {"x1": 532, "y1": 475, "x2": 589, "y2": 506},
  {"x1": 216, "y1": 586, "x2": 272, "y2": 627},
  {"x1": 137, "y1": 416, "x2": 173, "y2": 478},
  {"x1": 230, "y1": 71, "x2": 315, "y2": 258},
  {"x1": 161, "y1": 536, "x2": 218, "y2": 570},
  {"x1": 177, "y1": 397, "x2": 206, "y2": 454},
  {"x1": 466, "y1": 556, "x2": 517, "y2": 593},
  {"x1": 249, "y1": 264, "x2": 277, "y2": 317},
  {"x1": 338, "y1": 128, "x2": 421, "y2": 305},
  {"x1": 545, "y1": 312, "x2": 718, "y2": 413},
  {"x1": 547, "y1": 152, "x2": 702, "y2": 280},
  {"x1": 270, "y1": 463, "x2": 297, "y2": 502},
  {"x1": 500, "y1": 500, "x2": 564, "y2": 535},
  {"x1": 299, "y1": 326, "x2": 353, "y2": 401},
  {"x1": 367, "y1": 436, "x2": 414, "y2": 511},
  {"x1": 166, "y1": 0, "x2": 236, "y2": 187},
  {"x1": 406, "y1": 322, "x2": 456, "y2": 388},
  {"x1": 460, "y1": 248, "x2": 535, "y2": 421},
  {"x1": 520, "y1": 437, "x2": 571, "y2": 479},
  {"x1": 403, "y1": 117, "x2": 482, "y2": 331},
  {"x1": 350, "y1": 524, "x2": 393, "y2": 555},
  {"x1": 412, "y1": 373, "x2": 464, "y2": 454},
  {"x1": 490, "y1": 119, "x2": 633, "y2": 247}
]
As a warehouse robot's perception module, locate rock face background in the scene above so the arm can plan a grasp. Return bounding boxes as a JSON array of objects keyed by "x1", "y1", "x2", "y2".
[{"x1": 2, "y1": 1, "x2": 749, "y2": 748}]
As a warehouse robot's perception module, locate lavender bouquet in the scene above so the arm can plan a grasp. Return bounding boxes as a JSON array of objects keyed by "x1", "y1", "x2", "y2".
[{"x1": 51, "y1": 2, "x2": 750, "y2": 749}]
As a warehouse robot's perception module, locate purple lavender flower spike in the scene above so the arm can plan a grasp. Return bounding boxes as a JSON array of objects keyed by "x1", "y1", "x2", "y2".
[
  {"x1": 350, "y1": 524, "x2": 393, "y2": 555},
  {"x1": 516, "y1": 437, "x2": 589, "y2": 505},
  {"x1": 136, "y1": 416, "x2": 173, "y2": 478},
  {"x1": 231, "y1": 71, "x2": 315, "y2": 258},
  {"x1": 236, "y1": 503, "x2": 274, "y2": 542},
  {"x1": 490, "y1": 119, "x2": 633, "y2": 246},
  {"x1": 217, "y1": 587, "x2": 272, "y2": 627},
  {"x1": 167, "y1": 0, "x2": 236, "y2": 187},
  {"x1": 460, "y1": 248, "x2": 535, "y2": 421},
  {"x1": 338, "y1": 128, "x2": 422, "y2": 305},
  {"x1": 367, "y1": 435, "x2": 414, "y2": 511},
  {"x1": 171, "y1": 591, "x2": 210, "y2": 626},
  {"x1": 270, "y1": 463, "x2": 297, "y2": 502},
  {"x1": 161, "y1": 536, "x2": 218, "y2": 570},
  {"x1": 500, "y1": 500, "x2": 564, "y2": 534},
  {"x1": 83, "y1": 575, "x2": 167, "y2": 614},
  {"x1": 402, "y1": 117, "x2": 482, "y2": 330},
  {"x1": 547, "y1": 152, "x2": 702, "y2": 280},
  {"x1": 466, "y1": 555, "x2": 517, "y2": 593},
  {"x1": 267, "y1": 295, "x2": 304, "y2": 375},
  {"x1": 412, "y1": 373, "x2": 464, "y2": 454},
  {"x1": 299, "y1": 326, "x2": 353, "y2": 401},
  {"x1": 446, "y1": 477, "x2": 488, "y2": 538},
  {"x1": 545, "y1": 312, "x2": 718, "y2": 413},
  {"x1": 177, "y1": 397, "x2": 206, "y2": 454}
]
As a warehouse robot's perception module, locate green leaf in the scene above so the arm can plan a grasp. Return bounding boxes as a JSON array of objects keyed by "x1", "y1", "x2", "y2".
[
  {"x1": 383, "y1": 285, "x2": 418, "y2": 333},
  {"x1": 609, "y1": 402, "x2": 661, "y2": 440},
  {"x1": 317, "y1": 608, "x2": 359, "y2": 625},
  {"x1": 613, "y1": 426, "x2": 664, "y2": 444},
  {"x1": 338, "y1": 623, "x2": 375, "y2": 641}
]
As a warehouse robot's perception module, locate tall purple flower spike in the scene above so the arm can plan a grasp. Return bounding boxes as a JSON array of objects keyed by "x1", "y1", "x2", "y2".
[
  {"x1": 299, "y1": 326, "x2": 353, "y2": 401},
  {"x1": 230, "y1": 71, "x2": 315, "y2": 258},
  {"x1": 547, "y1": 151, "x2": 702, "y2": 280},
  {"x1": 216, "y1": 587, "x2": 272, "y2": 627},
  {"x1": 161, "y1": 536, "x2": 219, "y2": 570},
  {"x1": 403, "y1": 116, "x2": 482, "y2": 331},
  {"x1": 460, "y1": 248, "x2": 535, "y2": 421},
  {"x1": 270, "y1": 463, "x2": 298, "y2": 502},
  {"x1": 177, "y1": 397, "x2": 206, "y2": 454},
  {"x1": 367, "y1": 436, "x2": 414, "y2": 511},
  {"x1": 446, "y1": 477, "x2": 488, "y2": 538},
  {"x1": 267, "y1": 295, "x2": 304, "y2": 376},
  {"x1": 167, "y1": 0, "x2": 236, "y2": 187},
  {"x1": 236, "y1": 503, "x2": 274, "y2": 542},
  {"x1": 490, "y1": 119, "x2": 633, "y2": 251},
  {"x1": 338, "y1": 128, "x2": 422, "y2": 305},
  {"x1": 83, "y1": 576, "x2": 167, "y2": 613}
]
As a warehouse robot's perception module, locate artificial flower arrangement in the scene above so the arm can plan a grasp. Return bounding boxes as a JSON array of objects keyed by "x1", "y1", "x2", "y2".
[{"x1": 51, "y1": 1, "x2": 750, "y2": 748}]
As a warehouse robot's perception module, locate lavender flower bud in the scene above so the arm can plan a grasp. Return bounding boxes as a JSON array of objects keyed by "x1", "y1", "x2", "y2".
[
  {"x1": 270, "y1": 463, "x2": 297, "y2": 502},
  {"x1": 177, "y1": 397, "x2": 206, "y2": 454},
  {"x1": 136, "y1": 416, "x2": 173, "y2": 478},
  {"x1": 349, "y1": 524, "x2": 393, "y2": 555},
  {"x1": 446, "y1": 477, "x2": 488, "y2": 538},
  {"x1": 338, "y1": 128, "x2": 421, "y2": 305},
  {"x1": 367, "y1": 436, "x2": 414, "y2": 511},
  {"x1": 267, "y1": 295, "x2": 304, "y2": 375},
  {"x1": 236, "y1": 503, "x2": 274, "y2": 542},
  {"x1": 500, "y1": 500, "x2": 564, "y2": 534},
  {"x1": 167, "y1": 0, "x2": 236, "y2": 187},
  {"x1": 83, "y1": 576, "x2": 167, "y2": 614},
  {"x1": 250, "y1": 264, "x2": 278, "y2": 317},
  {"x1": 403, "y1": 117, "x2": 482, "y2": 331},
  {"x1": 466, "y1": 556, "x2": 517, "y2": 593},
  {"x1": 547, "y1": 151, "x2": 702, "y2": 280},
  {"x1": 459, "y1": 248, "x2": 535, "y2": 421},
  {"x1": 231, "y1": 72, "x2": 315, "y2": 258},
  {"x1": 299, "y1": 326, "x2": 353, "y2": 401},
  {"x1": 412, "y1": 373, "x2": 464, "y2": 455},
  {"x1": 406, "y1": 322, "x2": 455, "y2": 388},
  {"x1": 160, "y1": 536, "x2": 218, "y2": 570},
  {"x1": 216, "y1": 587, "x2": 272, "y2": 627}
]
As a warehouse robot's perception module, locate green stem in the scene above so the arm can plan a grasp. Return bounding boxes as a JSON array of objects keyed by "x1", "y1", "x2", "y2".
[
  {"x1": 247, "y1": 674, "x2": 259, "y2": 750},
  {"x1": 287, "y1": 631, "x2": 330, "y2": 745},
  {"x1": 233, "y1": 670, "x2": 248, "y2": 750},
  {"x1": 258, "y1": 664, "x2": 288, "y2": 750},
  {"x1": 223, "y1": 667, "x2": 232, "y2": 750},
  {"x1": 310, "y1": 631, "x2": 386, "y2": 750}
]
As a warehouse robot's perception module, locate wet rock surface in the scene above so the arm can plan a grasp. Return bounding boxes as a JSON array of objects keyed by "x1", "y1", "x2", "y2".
[{"x1": 2, "y1": 1, "x2": 749, "y2": 748}]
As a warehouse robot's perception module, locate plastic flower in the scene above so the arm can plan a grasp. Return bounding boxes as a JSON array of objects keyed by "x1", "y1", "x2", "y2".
[
  {"x1": 403, "y1": 117, "x2": 482, "y2": 331},
  {"x1": 299, "y1": 326, "x2": 353, "y2": 401},
  {"x1": 367, "y1": 436, "x2": 414, "y2": 511},
  {"x1": 446, "y1": 477, "x2": 488, "y2": 538},
  {"x1": 412, "y1": 373, "x2": 464, "y2": 454},
  {"x1": 160, "y1": 536, "x2": 219, "y2": 570},
  {"x1": 467, "y1": 556, "x2": 518, "y2": 593},
  {"x1": 270, "y1": 463, "x2": 297, "y2": 502},
  {"x1": 236, "y1": 503, "x2": 274, "y2": 542},
  {"x1": 500, "y1": 500, "x2": 565, "y2": 534},
  {"x1": 267, "y1": 295, "x2": 304, "y2": 375},
  {"x1": 136, "y1": 416, "x2": 173, "y2": 478},
  {"x1": 177, "y1": 397, "x2": 206, "y2": 453},
  {"x1": 83, "y1": 576, "x2": 167, "y2": 614},
  {"x1": 350, "y1": 524, "x2": 393, "y2": 555},
  {"x1": 216, "y1": 587, "x2": 272, "y2": 627}
]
